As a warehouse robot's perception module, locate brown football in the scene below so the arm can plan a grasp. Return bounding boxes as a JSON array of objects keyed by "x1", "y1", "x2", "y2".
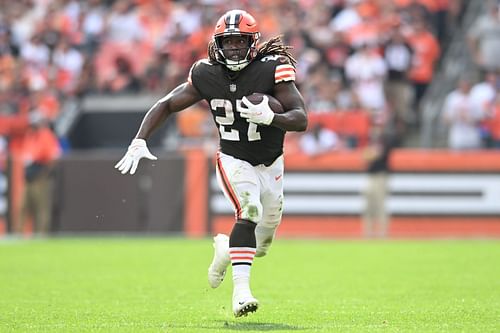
[{"x1": 244, "y1": 93, "x2": 284, "y2": 113}]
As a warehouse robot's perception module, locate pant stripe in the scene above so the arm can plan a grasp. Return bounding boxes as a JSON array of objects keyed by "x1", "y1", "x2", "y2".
[{"x1": 216, "y1": 152, "x2": 242, "y2": 218}]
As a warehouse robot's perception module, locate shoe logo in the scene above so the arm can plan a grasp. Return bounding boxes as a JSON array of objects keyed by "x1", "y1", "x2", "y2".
[
  {"x1": 238, "y1": 301, "x2": 245, "y2": 305},
  {"x1": 275, "y1": 174, "x2": 282, "y2": 181}
]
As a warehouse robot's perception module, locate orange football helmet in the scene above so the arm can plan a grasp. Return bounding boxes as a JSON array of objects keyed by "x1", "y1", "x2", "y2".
[{"x1": 213, "y1": 9, "x2": 260, "y2": 71}]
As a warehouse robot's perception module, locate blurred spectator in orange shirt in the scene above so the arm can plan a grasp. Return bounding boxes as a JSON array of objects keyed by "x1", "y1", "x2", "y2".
[
  {"x1": 14, "y1": 112, "x2": 62, "y2": 235},
  {"x1": 407, "y1": 18, "x2": 440, "y2": 123},
  {"x1": 0, "y1": 54, "x2": 16, "y2": 92}
]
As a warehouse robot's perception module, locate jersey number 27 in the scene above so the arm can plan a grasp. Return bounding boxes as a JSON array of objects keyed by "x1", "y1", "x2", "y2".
[{"x1": 211, "y1": 98, "x2": 261, "y2": 141}]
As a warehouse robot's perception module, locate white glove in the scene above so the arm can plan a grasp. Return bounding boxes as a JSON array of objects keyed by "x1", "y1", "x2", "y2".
[
  {"x1": 115, "y1": 138, "x2": 157, "y2": 175},
  {"x1": 240, "y1": 95, "x2": 275, "y2": 126}
]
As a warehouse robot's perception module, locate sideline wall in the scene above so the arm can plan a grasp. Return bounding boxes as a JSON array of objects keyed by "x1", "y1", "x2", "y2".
[
  {"x1": 51, "y1": 151, "x2": 187, "y2": 233},
  {"x1": 211, "y1": 149, "x2": 500, "y2": 238}
]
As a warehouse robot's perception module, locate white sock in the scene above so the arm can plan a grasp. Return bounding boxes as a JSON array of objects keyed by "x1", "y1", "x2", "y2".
[{"x1": 230, "y1": 247, "x2": 256, "y2": 296}]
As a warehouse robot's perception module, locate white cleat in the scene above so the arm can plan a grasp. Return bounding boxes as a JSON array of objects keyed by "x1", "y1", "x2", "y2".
[
  {"x1": 208, "y1": 233, "x2": 230, "y2": 288},
  {"x1": 233, "y1": 295, "x2": 259, "y2": 318}
]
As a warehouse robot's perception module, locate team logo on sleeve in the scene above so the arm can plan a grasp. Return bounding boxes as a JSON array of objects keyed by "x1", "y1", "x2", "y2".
[{"x1": 275, "y1": 64, "x2": 296, "y2": 83}]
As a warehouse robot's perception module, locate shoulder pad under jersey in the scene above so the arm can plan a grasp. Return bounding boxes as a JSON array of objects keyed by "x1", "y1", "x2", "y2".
[
  {"x1": 187, "y1": 58, "x2": 214, "y2": 85},
  {"x1": 258, "y1": 54, "x2": 296, "y2": 84}
]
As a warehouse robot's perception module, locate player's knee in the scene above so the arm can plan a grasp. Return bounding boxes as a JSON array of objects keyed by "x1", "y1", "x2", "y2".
[
  {"x1": 259, "y1": 217, "x2": 281, "y2": 229},
  {"x1": 240, "y1": 201, "x2": 263, "y2": 223},
  {"x1": 260, "y1": 196, "x2": 283, "y2": 228},
  {"x1": 260, "y1": 204, "x2": 283, "y2": 228},
  {"x1": 260, "y1": 215, "x2": 281, "y2": 229}
]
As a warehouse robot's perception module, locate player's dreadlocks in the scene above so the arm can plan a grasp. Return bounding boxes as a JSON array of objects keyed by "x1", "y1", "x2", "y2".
[{"x1": 208, "y1": 35, "x2": 297, "y2": 67}]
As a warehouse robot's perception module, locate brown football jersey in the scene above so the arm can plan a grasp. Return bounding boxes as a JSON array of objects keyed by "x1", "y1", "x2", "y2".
[{"x1": 188, "y1": 55, "x2": 296, "y2": 166}]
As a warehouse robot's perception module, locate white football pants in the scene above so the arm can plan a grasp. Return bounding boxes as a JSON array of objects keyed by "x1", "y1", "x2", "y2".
[{"x1": 215, "y1": 151, "x2": 284, "y2": 256}]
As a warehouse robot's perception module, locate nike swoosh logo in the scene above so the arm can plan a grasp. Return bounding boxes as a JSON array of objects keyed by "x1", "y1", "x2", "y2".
[
  {"x1": 275, "y1": 175, "x2": 282, "y2": 181},
  {"x1": 238, "y1": 301, "x2": 245, "y2": 305}
]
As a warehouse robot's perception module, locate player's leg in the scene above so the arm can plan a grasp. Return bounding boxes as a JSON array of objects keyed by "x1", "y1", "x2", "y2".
[
  {"x1": 15, "y1": 182, "x2": 34, "y2": 235},
  {"x1": 209, "y1": 153, "x2": 260, "y2": 289},
  {"x1": 214, "y1": 152, "x2": 261, "y2": 316},
  {"x1": 373, "y1": 173, "x2": 389, "y2": 238},
  {"x1": 255, "y1": 155, "x2": 284, "y2": 257},
  {"x1": 362, "y1": 174, "x2": 377, "y2": 238},
  {"x1": 33, "y1": 177, "x2": 52, "y2": 234},
  {"x1": 229, "y1": 219, "x2": 259, "y2": 317}
]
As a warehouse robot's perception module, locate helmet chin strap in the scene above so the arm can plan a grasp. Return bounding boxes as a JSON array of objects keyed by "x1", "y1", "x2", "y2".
[
  {"x1": 219, "y1": 47, "x2": 253, "y2": 71},
  {"x1": 225, "y1": 59, "x2": 250, "y2": 71}
]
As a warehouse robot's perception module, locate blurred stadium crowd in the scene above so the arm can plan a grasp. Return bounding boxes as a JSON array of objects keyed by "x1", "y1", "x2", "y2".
[{"x1": 0, "y1": 0, "x2": 498, "y2": 154}]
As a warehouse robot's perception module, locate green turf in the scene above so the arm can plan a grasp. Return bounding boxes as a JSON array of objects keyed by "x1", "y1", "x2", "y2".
[{"x1": 0, "y1": 237, "x2": 499, "y2": 332}]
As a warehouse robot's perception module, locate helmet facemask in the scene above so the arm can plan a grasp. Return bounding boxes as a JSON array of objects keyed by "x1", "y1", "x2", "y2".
[{"x1": 214, "y1": 33, "x2": 260, "y2": 71}]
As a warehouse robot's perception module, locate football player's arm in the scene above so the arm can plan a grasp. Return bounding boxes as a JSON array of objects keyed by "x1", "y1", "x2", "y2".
[
  {"x1": 135, "y1": 82, "x2": 202, "y2": 139},
  {"x1": 115, "y1": 82, "x2": 202, "y2": 174},
  {"x1": 272, "y1": 82, "x2": 308, "y2": 132}
]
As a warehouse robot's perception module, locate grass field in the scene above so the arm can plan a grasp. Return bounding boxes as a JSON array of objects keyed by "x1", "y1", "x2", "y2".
[{"x1": 1, "y1": 237, "x2": 499, "y2": 332}]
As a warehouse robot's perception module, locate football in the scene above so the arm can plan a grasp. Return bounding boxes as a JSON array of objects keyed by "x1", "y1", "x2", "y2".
[{"x1": 244, "y1": 93, "x2": 284, "y2": 113}]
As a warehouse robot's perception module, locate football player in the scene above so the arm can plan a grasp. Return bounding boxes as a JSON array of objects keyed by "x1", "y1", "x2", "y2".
[{"x1": 115, "y1": 9, "x2": 307, "y2": 317}]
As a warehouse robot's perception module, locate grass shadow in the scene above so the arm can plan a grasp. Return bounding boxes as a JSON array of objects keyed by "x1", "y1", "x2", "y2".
[{"x1": 217, "y1": 320, "x2": 306, "y2": 331}]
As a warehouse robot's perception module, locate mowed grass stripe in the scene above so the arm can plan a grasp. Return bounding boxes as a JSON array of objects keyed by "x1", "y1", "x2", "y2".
[{"x1": 0, "y1": 238, "x2": 499, "y2": 332}]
